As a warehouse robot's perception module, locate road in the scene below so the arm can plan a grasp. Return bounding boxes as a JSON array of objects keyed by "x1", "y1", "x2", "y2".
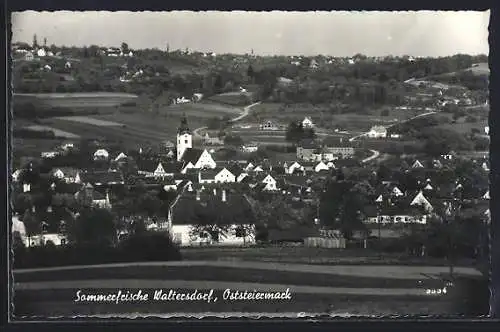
[
  {"x1": 193, "y1": 101, "x2": 262, "y2": 139},
  {"x1": 349, "y1": 110, "x2": 438, "y2": 163}
]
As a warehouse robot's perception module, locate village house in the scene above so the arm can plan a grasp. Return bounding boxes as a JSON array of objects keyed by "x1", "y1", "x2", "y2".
[
  {"x1": 137, "y1": 161, "x2": 179, "y2": 178},
  {"x1": 241, "y1": 143, "x2": 259, "y2": 153},
  {"x1": 52, "y1": 168, "x2": 81, "y2": 184},
  {"x1": 296, "y1": 139, "x2": 319, "y2": 161},
  {"x1": 302, "y1": 117, "x2": 314, "y2": 128},
  {"x1": 259, "y1": 120, "x2": 280, "y2": 131},
  {"x1": 181, "y1": 149, "x2": 217, "y2": 173},
  {"x1": 198, "y1": 167, "x2": 236, "y2": 184},
  {"x1": 93, "y1": 149, "x2": 110, "y2": 160},
  {"x1": 324, "y1": 146, "x2": 355, "y2": 159},
  {"x1": 24, "y1": 51, "x2": 34, "y2": 61},
  {"x1": 167, "y1": 189, "x2": 256, "y2": 246},
  {"x1": 203, "y1": 133, "x2": 224, "y2": 146},
  {"x1": 367, "y1": 126, "x2": 388, "y2": 138},
  {"x1": 79, "y1": 170, "x2": 125, "y2": 186}
]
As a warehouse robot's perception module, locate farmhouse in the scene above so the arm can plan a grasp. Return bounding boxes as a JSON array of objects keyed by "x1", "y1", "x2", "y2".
[
  {"x1": 254, "y1": 173, "x2": 279, "y2": 191},
  {"x1": 367, "y1": 126, "x2": 387, "y2": 138},
  {"x1": 198, "y1": 167, "x2": 236, "y2": 184},
  {"x1": 168, "y1": 189, "x2": 256, "y2": 246}
]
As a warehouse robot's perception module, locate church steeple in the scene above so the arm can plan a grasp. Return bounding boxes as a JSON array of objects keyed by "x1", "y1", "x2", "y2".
[
  {"x1": 177, "y1": 114, "x2": 193, "y2": 162},
  {"x1": 178, "y1": 113, "x2": 190, "y2": 135}
]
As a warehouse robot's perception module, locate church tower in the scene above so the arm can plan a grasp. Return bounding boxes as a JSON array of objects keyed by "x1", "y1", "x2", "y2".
[{"x1": 177, "y1": 114, "x2": 192, "y2": 161}]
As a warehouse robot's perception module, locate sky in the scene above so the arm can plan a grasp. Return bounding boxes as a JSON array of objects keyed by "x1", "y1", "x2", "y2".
[{"x1": 11, "y1": 10, "x2": 490, "y2": 57}]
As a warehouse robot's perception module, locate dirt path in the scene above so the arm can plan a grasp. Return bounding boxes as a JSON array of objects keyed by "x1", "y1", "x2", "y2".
[{"x1": 193, "y1": 101, "x2": 262, "y2": 139}]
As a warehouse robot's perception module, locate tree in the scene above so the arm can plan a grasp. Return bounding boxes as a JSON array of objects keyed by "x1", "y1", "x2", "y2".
[
  {"x1": 247, "y1": 65, "x2": 255, "y2": 78},
  {"x1": 224, "y1": 135, "x2": 244, "y2": 147},
  {"x1": 13, "y1": 193, "x2": 33, "y2": 215},
  {"x1": 68, "y1": 207, "x2": 116, "y2": 246},
  {"x1": 121, "y1": 42, "x2": 129, "y2": 53},
  {"x1": 32, "y1": 34, "x2": 38, "y2": 49},
  {"x1": 319, "y1": 179, "x2": 370, "y2": 240}
]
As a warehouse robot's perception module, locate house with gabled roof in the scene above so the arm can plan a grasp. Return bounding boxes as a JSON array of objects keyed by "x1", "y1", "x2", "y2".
[
  {"x1": 412, "y1": 160, "x2": 424, "y2": 169},
  {"x1": 214, "y1": 167, "x2": 236, "y2": 183},
  {"x1": 287, "y1": 161, "x2": 303, "y2": 175},
  {"x1": 410, "y1": 190, "x2": 433, "y2": 212},
  {"x1": 483, "y1": 190, "x2": 490, "y2": 200},
  {"x1": 168, "y1": 189, "x2": 256, "y2": 246},
  {"x1": 114, "y1": 152, "x2": 128, "y2": 162},
  {"x1": 180, "y1": 148, "x2": 216, "y2": 170}
]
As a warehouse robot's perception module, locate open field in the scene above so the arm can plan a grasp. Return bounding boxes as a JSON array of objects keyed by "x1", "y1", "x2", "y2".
[
  {"x1": 22, "y1": 125, "x2": 80, "y2": 139},
  {"x1": 250, "y1": 103, "x2": 428, "y2": 134},
  {"x1": 438, "y1": 119, "x2": 488, "y2": 135},
  {"x1": 207, "y1": 91, "x2": 254, "y2": 106},
  {"x1": 167, "y1": 101, "x2": 243, "y2": 118},
  {"x1": 53, "y1": 116, "x2": 125, "y2": 127},
  {"x1": 14, "y1": 92, "x2": 139, "y2": 108},
  {"x1": 13, "y1": 259, "x2": 485, "y2": 317}
]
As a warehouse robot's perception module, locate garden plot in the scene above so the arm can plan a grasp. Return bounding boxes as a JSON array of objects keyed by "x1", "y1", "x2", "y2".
[{"x1": 54, "y1": 116, "x2": 125, "y2": 127}]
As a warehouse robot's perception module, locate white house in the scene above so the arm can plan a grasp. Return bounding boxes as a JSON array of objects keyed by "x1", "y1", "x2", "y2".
[
  {"x1": 287, "y1": 162, "x2": 303, "y2": 175},
  {"x1": 260, "y1": 174, "x2": 278, "y2": 191},
  {"x1": 391, "y1": 186, "x2": 404, "y2": 197},
  {"x1": 483, "y1": 190, "x2": 490, "y2": 200},
  {"x1": 410, "y1": 191, "x2": 433, "y2": 212},
  {"x1": 214, "y1": 168, "x2": 236, "y2": 183},
  {"x1": 181, "y1": 149, "x2": 217, "y2": 171},
  {"x1": 244, "y1": 163, "x2": 255, "y2": 172},
  {"x1": 26, "y1": 233, "x2": 68, "y2": 247},
  {"x1": 93, "y1": 149, "x2": 109, "y2": 160},
  {"x1": 41, "y1": 151, "x2": 58, "y2": 159},
  {"x1": 36, "y1": 48, "x2": 47, "y2": 57},
  {"x1": 168, "y1": 190, "x2": 256, "y2": 247},
  {"x1": 367, "y1": 126, "x2": 387, "y2": 138},
  {"x1": 52, "y1": 168, "x2": 81, "y2": 184},
  {"x1": 114, "y1": 152, "x2": 128, "y2": 162},
  {"x1": 237, "y1": 172, "x2": 249, "y2": 183},
  {"x1": 302, "y1": 117, "x2": 314, "y2": 128},
  {"x1": 192, "y1": 93, "x2": 204, "y2": 102},
  {"x1": 412, "y1": 160, "x2": 424, "y2": 169},
  {"x1": 12, "y1": 169, "x2": 22, "y2": 182},
  {"x1": 24, "y1": 52, "x2": 34, "y2": 61},
  {"x1": 242, "y1": 144, "x2": 259, "y2": 153},
  {"x1": 485, "y1": 126, "x2": 490, "y2": 135},
  {"x1": 314, "y1": 161, "x2": 329, "y2": 173}
]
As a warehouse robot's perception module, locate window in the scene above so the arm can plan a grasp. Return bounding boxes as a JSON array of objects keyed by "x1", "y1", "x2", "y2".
[{"x1": 185, "y1": 140, "x2": 188, "y2": 144}]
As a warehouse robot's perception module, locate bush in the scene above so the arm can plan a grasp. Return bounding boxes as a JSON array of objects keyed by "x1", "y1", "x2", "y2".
[{"x1": 13, "y1": 232, "x2": 181, "y2": 269}]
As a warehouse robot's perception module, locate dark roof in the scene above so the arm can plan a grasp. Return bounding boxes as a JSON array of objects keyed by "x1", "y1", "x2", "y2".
[
  {"x1": 171, "y1": 192, "x2": 255, "y2": 225},
  {"x1": 285, "y1": 175, "x2": 310, "y2": 188},
  {"x1": 181, "y1": 148, "x2": 204, "y2": 164},
  {"x1": 54, "y1": 182, "x2": 82, "y2": 194},
  {"x1": 199, "y1": 167, "x2": 225, "y2": 180},
  {"x1": 298, "y1": 138, "x2": 318, "y2": 149},
  {"x1": 80, "y1": 171, "x2": 124, "y2": 185}
]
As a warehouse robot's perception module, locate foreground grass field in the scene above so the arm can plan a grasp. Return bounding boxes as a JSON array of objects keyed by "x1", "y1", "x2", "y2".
[{"x1": 13, "y1": 259, "x2": 484, "y2": 317}]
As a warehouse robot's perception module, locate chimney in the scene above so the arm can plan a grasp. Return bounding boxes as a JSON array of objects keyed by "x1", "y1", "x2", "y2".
[
  {"x1": 222, "y1": 189, "x2": 227, "y2": 202},
  {"x1": 196, "y1": 190, "x2": 201, "y2": 201}
]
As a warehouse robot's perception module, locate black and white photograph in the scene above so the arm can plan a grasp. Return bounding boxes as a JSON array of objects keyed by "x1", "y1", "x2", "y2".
[{"x1": 9, "y1": 10, "x2": 491, "y2": 319}]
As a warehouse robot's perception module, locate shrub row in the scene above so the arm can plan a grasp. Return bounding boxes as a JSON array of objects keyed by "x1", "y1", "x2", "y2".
[{"x1": 13, "y1": 232, "x2": 182, "y2": 269}]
